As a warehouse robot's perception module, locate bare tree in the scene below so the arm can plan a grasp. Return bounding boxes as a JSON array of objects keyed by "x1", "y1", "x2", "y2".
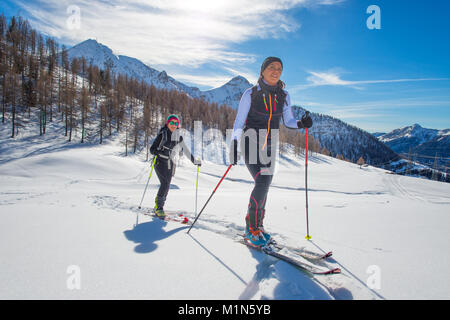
[
  {"x1": 79, "y1": 86, "x2": 89, "y2": 143},
  {"x1": 357, "y1": 156, "x2": 365, "y2": 169}
]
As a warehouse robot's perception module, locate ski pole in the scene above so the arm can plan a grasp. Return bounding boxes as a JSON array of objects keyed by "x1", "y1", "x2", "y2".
[
  {"x1": 138, "y1": 155, "x2": 157, "y2": 209},
  {"x1": 195, "y1": 164, "x2": 200, "y2": 217},
  {"x1": 187, "y1": 164, "x2": 233, "y2": 234},
  {"x1": 304, "y1": 122, "x2": 311, "y2": 240}
]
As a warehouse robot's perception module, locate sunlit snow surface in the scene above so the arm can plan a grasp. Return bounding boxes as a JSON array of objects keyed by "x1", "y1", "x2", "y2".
[{"x1": 1, "y1": 122, "x2": 449, "y2": 300}]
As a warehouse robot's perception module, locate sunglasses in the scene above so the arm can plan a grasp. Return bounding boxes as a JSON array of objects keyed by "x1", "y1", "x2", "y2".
[{"x1": 169, "y1": 121, "x2": 179, "y2": 126}]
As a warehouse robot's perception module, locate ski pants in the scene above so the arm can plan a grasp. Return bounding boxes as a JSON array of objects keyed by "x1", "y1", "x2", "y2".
[
  {"x1": 242, "y1": 134, "x2": 275, "y2": 231},
  {"x1": 154, "y1": 158, "x2": 174, "y2": 209}
]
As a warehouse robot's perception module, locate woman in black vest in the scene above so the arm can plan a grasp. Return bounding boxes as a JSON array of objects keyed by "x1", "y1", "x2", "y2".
[
  {"x1": 229, "y1": 57, "x2": 312, "y2": 247},
  {"x1": 150, "y1": 114, "x2": 201, "y2": 217}
]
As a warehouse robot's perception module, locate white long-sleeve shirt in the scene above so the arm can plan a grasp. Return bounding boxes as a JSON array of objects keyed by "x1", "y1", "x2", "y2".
[{"x1": 231, "y1": 83, "x2": 299, "y2": 141}]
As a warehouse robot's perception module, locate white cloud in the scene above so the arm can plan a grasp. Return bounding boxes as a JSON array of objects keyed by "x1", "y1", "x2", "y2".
[
  {"x1": 307, "y1": 71, "x2": 352, "y2": 86},
  {"x1": 15, "y1": 0, "x2": 322, "y2": 68},
  {"x1": 300, "y1": 97, "x2": 450, "y2": 110},
  {"x1": 292, "y1": 70, "x2": 449, "y2": 91},
  {"x1": 171, "y1": 73, "x2": 233, "y2": 89},
  {"x1": 301, "y1": 97, "x2": 450, "y2": 132},
  {"x1": 168, "y1": 64, "x2": 259, "y2": 90}
]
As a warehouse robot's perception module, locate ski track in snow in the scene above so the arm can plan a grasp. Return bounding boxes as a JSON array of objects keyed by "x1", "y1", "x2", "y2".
[
  {"x1": 88, "y1": 193, "x2": 379, "y2": 300},
  {"x1": 383, "y1": 172, "x2": 450, "y2": 204},
  {"x1": 384, "y1": 173, "x2": 418, "y2": 201},
  {"x1": 78, "y1": 193, "x2": 349, "y2": 299}
]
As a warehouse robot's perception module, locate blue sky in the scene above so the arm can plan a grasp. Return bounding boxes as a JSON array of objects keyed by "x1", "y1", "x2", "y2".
[{"x1": 3, "y1": 0, "x2": 450, "y2": 132}]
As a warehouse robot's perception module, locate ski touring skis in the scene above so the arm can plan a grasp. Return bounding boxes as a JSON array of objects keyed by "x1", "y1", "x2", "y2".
[
  {"x1": 238, "y1": 234, "x2": 332, "y2": 262},
  {"x1": 241, "y1": 238, "x2": 340, "y2": 276},
  {"x1": 270, "y1": 242, "x2": 332, "y2": 261}
]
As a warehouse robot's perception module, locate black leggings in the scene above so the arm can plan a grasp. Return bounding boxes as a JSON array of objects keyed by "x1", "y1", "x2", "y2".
[
  {"x1": 245, "y1": 162, "x2": 274, "y2": 231},
  {"x1": 154, "y1": 158, "x2": 174, "y2": 209},
  {"x1": 242, "y1": 134, "x2": 275, "y2": 231}
]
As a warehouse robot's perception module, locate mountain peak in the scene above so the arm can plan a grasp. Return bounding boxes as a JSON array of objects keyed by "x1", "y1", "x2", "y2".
[
  {"x1": 378, "y1": 123, "x2": 442, "y2": 154},
  {"x1": 72, "y1": 38, "x2": 108, "y2": 50},
  {"x1": 227, "y1": 75, "x2": 251, "y2": 85},
  {"x1": 68, "y1": 38, "x2": 116, "y2": 62},
  {"x1": 230, "y1": 75, "x2": 246, "y2": 81},
  {"x1": 81, "y1": 38, "x2": 99, "y2": 45}
]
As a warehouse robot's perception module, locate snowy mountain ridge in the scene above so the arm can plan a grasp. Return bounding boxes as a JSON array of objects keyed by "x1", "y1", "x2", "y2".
[
  {"x1": 378, "y1": 124, "x2": 450, "y2": 172},
  {"x1": 67, "y1": 39, "x2": 252, "y2": 109},
  {"x1": 378, "y1": 123, "x2": 450, "y2": 152}
]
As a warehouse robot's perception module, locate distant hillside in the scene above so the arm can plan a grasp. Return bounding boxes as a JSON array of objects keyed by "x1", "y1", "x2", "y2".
[
  {"x1": 378, "y1": 124, "x2": 450, "y2": 170},
  {"x1": 291, "y1": 106, "x2": 399, "y2": 167}
]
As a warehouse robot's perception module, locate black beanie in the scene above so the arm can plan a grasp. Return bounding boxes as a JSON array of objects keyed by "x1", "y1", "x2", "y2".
[{"x1": 260, "y1": 56, "x2": 283, "y2": 74}]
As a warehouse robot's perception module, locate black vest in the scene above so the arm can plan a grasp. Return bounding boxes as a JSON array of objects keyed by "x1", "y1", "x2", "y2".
[{"x1": 245, "y1": 82, "x2": 286, "y2": 134}]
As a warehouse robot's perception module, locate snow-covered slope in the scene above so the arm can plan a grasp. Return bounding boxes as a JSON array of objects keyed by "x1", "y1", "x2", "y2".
[
  {"x1": 67, "y1": 39, "x2": 251, "y2": 109},
  {"x1": 1, "y1": 121, "x2": 449, "y2": 300}
]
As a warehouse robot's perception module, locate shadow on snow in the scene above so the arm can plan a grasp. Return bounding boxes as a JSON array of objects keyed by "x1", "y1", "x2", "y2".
[{"x1": 123, "y1": 218, "x2": 188, "y2": 254}]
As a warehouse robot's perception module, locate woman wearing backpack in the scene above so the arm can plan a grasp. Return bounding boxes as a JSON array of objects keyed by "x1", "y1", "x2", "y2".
[
  {"x1": 150, "y1": 114, "x2": 201, "y2": 217},
  {"x1": 229, "y1": 57, "x2": 313, "y2": 247}
]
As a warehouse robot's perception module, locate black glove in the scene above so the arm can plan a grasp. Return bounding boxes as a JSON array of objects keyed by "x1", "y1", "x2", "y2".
[
  {"x1": 229, "y1": 139, "x2": 239, "y2": 165},
  {"x1": 297, "y1": 113, "x2": 313, "y2": 129}
]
